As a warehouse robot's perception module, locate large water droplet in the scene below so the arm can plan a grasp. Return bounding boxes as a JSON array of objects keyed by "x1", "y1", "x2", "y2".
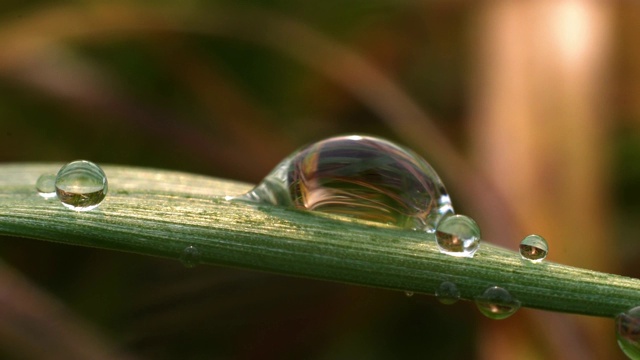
[
  {"x1": 435, "y1": 281, "x2": 460, "y2": 305},
  {"x1": 239, "y1": 135, "x2": 453, "y2": 232},
  {"x1": 616, "y1": 306, "x2": 640, "y2": 359},
  {"x1": 519, "y1": 234, "x2": 548, "y2": 263},
  {"x1": 55, "y1": 160, "x2": 108, "y2": 211},
  {"x1": 36, "y1": 173, "x2": 57, "y2": 199},
  {"x1": 180, "y1": 245, "x2": 201, "y2": 268},
  {"x1": 475, "y1": 286, "x2": 520, "y2": 320},
  {"x1": 435, "y1": 214, "x2": 481, "y2": 257}
]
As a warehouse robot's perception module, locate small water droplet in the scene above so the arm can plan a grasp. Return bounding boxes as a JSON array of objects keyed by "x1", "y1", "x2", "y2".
[
  {"x1": 519, "y1": 234, "x2": 548, "y2": 263},
  {"x1": 436, "y1": 281, "x2": 460, "y2": 305},
  {"x1": 616, "y1": 306, "x2": 640, "y2": 359},
  {"x1": 405, "y1": 291, "x2": 414, "y2": 297},
  {"x1": 36, "y1": 173, "x2": 57, "y2": 199},
  {"x1": 435, "y1": 214, "x2": 481, "y2": 257},
  {"x1": 475, "y1": 286, "x2": 520, "y2": 320},
  {"x1": 55, "y1": 160, "x2": 108, "y2": 211},
  {"x1": 180, "y1": 245, "x2": 201, "y2": 268},
  {"x1": 238, "y1": 135, "x2": 453, "y2": 232}
]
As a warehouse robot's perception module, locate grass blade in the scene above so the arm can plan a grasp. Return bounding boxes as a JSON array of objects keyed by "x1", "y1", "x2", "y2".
[{"x1": 0, "y1": 163, "x2": 638, "y2": 318}]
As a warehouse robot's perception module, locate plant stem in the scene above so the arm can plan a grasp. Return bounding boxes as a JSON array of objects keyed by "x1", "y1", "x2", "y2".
[{"x1": 0, "y1": 164, "x2": 638, "y2": 317}]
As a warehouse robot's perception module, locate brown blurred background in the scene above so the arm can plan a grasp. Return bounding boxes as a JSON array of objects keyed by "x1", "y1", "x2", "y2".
[{"x1": 1, "y1": 0, "x2": 639, "y2": 359}]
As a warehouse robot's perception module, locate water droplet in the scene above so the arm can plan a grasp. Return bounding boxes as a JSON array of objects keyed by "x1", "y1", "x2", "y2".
[
  {"x1": 616, "y1": 306, "x2": 640, "y2": 360},
  {"x1": 435, "y1": 214, "x2": 481, "y2": 257},
  {"x1": 405, "y1": 291, "x2": 414, "y2": 297},
  {"x1": 519, "y1": 234, "x2": 548, "y2": 263},
  {"x1": 239, "y1": 135, "x2": 453, "y2": 232},
  {"x1": 55, "y1": 160, "x2": 108, "y2": 211},
  {"x1": 35, "y1": 173, "x2": 57, "y2": 199},
  {"x1": 435, "y1": 281, "x2": 460, "y2": 305},
  {"x1": 475, "y1": 286, "x2": 520, "y2": 320},
  {"x1": 180, "y1": 245, "x2": 201, "y2": 268}
]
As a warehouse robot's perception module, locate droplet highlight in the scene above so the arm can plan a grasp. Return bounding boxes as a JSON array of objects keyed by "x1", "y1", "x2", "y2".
[
  {"x1": 404, "y1": 291, "x2": 414, "y2": 297},
  {"x1": 435, "y1": 281, "x2": 460, "y2": 305},
  {"x1": 55, "y1": 160, "x2": 108, "y2": 211},
  {"x1": 519, "y1": 234, "x2": 548, "y2": 263},
  {"x1": 435, "y1": 214, "x2": 481, "y2": 257},
  {"x1": 180, "y1": 245, "x2": 201, "y2": 268},
  {"x1": 36, "y1": 173, "x2": 57, "y2": 199},
  {"x1": 616, "y1": 306, "x2": 640, "y2": 360},
  {"x1": 239, "y1": 135, "x2": 453, "y2": 232},
  {"x1": 475, "y1": 286, "x2": 520, "y2": 320}
]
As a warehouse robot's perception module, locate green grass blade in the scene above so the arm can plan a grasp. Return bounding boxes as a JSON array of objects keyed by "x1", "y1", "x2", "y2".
[{"x1": 0, "y1": 163, "x2": 638, "y2": 317}]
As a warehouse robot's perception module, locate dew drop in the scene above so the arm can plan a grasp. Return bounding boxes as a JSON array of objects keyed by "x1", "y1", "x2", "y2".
[
  {"x1": 475, "y1": 286, "x2": 520, "y2": 320},
  {"x1": 435, "y1": 281, "x2": 460, "y2": 305},
  {"x1": 239, "y1": 135, "x2": 453, "y2": 232},
  {"x1": 36, "y1": 173, "x2": 57, "y2": 199},
  {"x1": 519, "y1": 234, "x2": 548, "y2": 263},
  {"x1": 55, "y1": 160, "x2": 108, "y2": 211},
  {"x1": 616, "y1": 306, "x2": 640, "y2": 360},
  {"x1": 435, "y1": 214, "x2": 481, "y2": 257},
  {"x1": 404, "y1": 291, "x2": 414, "y2": 297},
  {"x1": 180, "y1": 245, "x2": 201, "y2": 268}
]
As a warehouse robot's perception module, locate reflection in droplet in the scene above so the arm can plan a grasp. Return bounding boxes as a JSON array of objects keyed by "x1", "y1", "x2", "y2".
[
  {"x1": 405, "y1": 291, "x2": 414, "y2": 297},
  {"x1": 435, "y1": 281, "x2": 460, "y2": 305},
  {"x1": 36, "y1": 173, "x2": 57, "y2": 199},
  {"x1": 55, "y1": 160, "x2": 108, "y2": 211},
  {"x1": 519, "y1": 234, "x2": 549, "y2": 263},
  {"x1": 180, "y1": 245, "x2": 201, "y2": 268},
  {"x1": 435, "y1": 215, "x2": 481, "y2": 258},
  {"x1": 239, "y1": 135, "x2": 453, "y2": 233},
  {"x1": 475, "y1": 286, "x2": 520, "y2": 320},
  {"x1": 616, "y1": 306, "x2": 640, "y2": 360}
]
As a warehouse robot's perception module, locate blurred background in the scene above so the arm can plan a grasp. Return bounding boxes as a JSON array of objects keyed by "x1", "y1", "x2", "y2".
[{"x1": 0, "y1": 0, "x2": 639, "y2": 359}]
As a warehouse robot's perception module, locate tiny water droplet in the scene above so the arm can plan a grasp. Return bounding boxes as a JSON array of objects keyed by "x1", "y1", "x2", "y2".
[
  {"x1": 180, "y1": 245, "x2": 201, "y2": 268},
  {"x1": 616, "y1": 306, "x2": 640, "y2": 360},
  {"x1": 435, "y1": 281, "x2": 460, "y2": 305},
  {"x1": 519, "y1": 234, "x2": 548, "y2": 263},
  {"x1": 55, "y1": 160, "x2": 108, "y2": 211},
  {"x1": 239, "y1": 135, "x2": 453, "y2": 232},
  {"x1": 435, "y1": 214, "x2": 481, "y2": 257},
  {"x1": 405, "y1": 291, "x2": 414, "y2": 297},
  {"x1": 36, "y1": 173, "x2": 57, "y2": 199},
  {"x1": 475, "y1": 286, "x2": 520, "y2": 320}
]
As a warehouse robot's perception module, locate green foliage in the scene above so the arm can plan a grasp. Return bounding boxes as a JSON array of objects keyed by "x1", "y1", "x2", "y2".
[{"x1": 2, "y1": 164, "x2": 639, "y2": 318}]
